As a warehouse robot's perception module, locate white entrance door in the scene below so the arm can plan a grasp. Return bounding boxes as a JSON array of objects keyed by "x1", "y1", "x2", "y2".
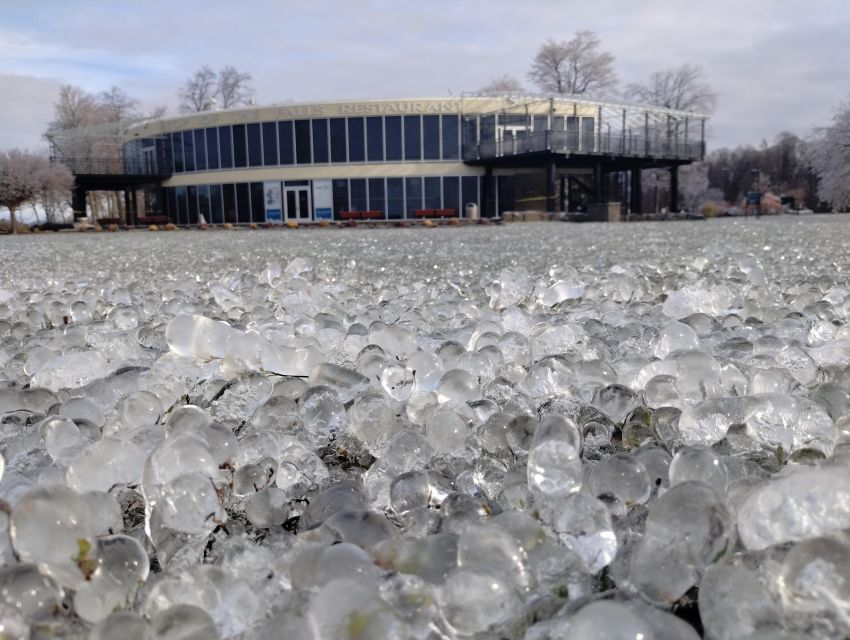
[{"x1": 284, "y1": 186, "x2": 312, "y2": 222}]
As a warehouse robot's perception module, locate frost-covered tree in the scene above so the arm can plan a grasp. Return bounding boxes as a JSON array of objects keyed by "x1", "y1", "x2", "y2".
[
  {"x1": 179, "y1": 65, "x2": 218, "y2": 113},
  {"x1": 217, "y1": 66, "x2": 254, "y2": 109},
  {"x1": 479, "y1": 75, "x2": 526, "y2": 95},
  {"x1": 626, "y1": 64, "x2": 717, "y2": 113},
  {"x1": 527, "y1": 31, "x2": 617, "y2": 96},
  {"x1": 47, "y1": 85, "x2": 106, "y2": 132},
  {"x1": 0, "y1": 150, "x2": 50, "y2": 234},
  {"x1": 98, "y1": 86, "x2": 141, "y2": 121},
  {"x1": 807, "y1": 98, "x2": 850, "y2": 210}
]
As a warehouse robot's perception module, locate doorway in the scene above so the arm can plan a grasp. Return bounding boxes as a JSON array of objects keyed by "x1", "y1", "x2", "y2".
[{"x1": 284, "y1": 185, "x2": 312, "y2": 222}]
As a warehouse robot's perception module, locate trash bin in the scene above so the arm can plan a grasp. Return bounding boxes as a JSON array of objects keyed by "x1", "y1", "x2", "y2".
[{"x1": 465, "y1": 203, "x2": 479, "y2": 220}]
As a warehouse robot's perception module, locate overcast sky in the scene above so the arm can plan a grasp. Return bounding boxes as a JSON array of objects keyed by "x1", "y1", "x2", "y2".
[{"x1": 0, "y1": 0, "x2": 847, "y2": 152}]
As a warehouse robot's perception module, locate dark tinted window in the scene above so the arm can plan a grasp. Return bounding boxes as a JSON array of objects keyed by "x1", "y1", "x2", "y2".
[
  {"x1": 183, "y1": 131, "x2": 195, "y2": 172},
  {"x1": 368, "y1": 178, "x2": 384, "y2": 214},
  {"x1": 366, "y1": 117, "x2": 383, "y2": 162},
  {"x1": 441, "y1": 115, "x2": 459, "y2": 159},
  {"x1": 166, "y1": 188, "x2": 178, "y2": 223},
  {"x1": 443, "y1": 176, "x2": 460, "y2": 214},
  {"x1": 424, "y1": 176, "x2": 441, "y2": 208},
  {"x1": 497, "y1": 175, "x2": 515, "y2": 214},
  {"x1": 176, "y1": 186, "x2": 188, "y2": 224},
  {"x1": 172, "y1": 132, "x2": 183, "y2": 172},
  {"x1": 205, "y1": 128, "x2": 219, "y2": 170},
  {"x1": 219, "y1": 126, "x2": 233, "y2": 168},
  {"x1": 194, "y1": 129, "x2": 207, "y2": 171},
  {"x1": 262, "y1": 122, "x2": 278, "y2": 165},
  {"x1": 312, "y1": 119, "x2": 329, "y2": 163},
  {"x1": 278, "y1": 121, "x2": 294, "y2": 164},
  {"x1": 480, "y1": 115, "x2": 496, "y2": 142},
  {"x1": 423, "y1": 116, "x2": 439, "y2": 160},
  {"x1": 235, "y1": 182, "x2": 251, "y2": 223},
  {"x1": 329, "y1": 118, "x2": 347, "y2": 163},
  {"x1": 247, "y1": 123, "x2": 262, "y2": 167},
  {"x1": 210, "y1": 184, "x2": 223, "y2": 224},
  {"x1": 350, "y1": 178, "x2": 367, "y2": 211},
  {"x1": 332, "y1": 179, "x2": 349, "y2": 216},
  {"x1": 294, "y1": 120, "x2": 311, "y2": 164},
  {"x1": 186, "y1": 186, "x2": 198, "y2": 224},
  {"x1": 250, "y1": 182, "x2": 265, "y2": 222},
  {"x1": 404, "y1": 116, "x2": 421, "y2": 161},
  {"x1": 347, "y1": 117, "x2": 365, "y2": 162},
  {"x1": 198, "y1": 185, "x2": 210, "y2": 221},
  {"x1": 385, "y1": 116, "x2": 402, "y2": 161},
  {"x1": 222, "y1": 183, "x2": 237, "y2": 223},
  {"x1": 387, "y1": 177, "x2": 403, "y2": 218},
  {"x1": 405, "y1": 176, "x2": 422, "y2": 215},
  {"x1": 233, "y1": 124, "x2": 247, "y2": 168},
  {"x1": 462, "y1": 176, "x2": 478, "y2": 209}
]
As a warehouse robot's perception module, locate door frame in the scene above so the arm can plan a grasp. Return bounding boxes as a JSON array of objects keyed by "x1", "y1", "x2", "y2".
[{"x1": 284, "y1": 185, "x2": 312, "y2": 221}]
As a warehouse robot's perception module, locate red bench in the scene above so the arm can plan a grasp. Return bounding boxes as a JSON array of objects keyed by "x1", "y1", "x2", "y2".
[
  {"x1": 137, "y1": 216, "x2": 169, "y2": 225},
  {"x1": 413, "y1": 209, "x2": 457, "y2": 218},
  {"x1": 339, "y1": 211, "x2": 383, "y2": 220}
]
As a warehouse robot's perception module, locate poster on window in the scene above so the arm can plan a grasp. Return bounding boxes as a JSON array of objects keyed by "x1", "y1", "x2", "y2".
[
  {"x1": 313, "y1": 179, "x2": 333, "y2": 220},
  {"x1": 264, "y1": 181, "x2": 282, "y2": 223}
]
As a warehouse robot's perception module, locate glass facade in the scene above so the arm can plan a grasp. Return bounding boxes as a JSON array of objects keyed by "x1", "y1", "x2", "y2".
[{"x1": 165, "y1": 175, "x2": 479, "y2": 224}]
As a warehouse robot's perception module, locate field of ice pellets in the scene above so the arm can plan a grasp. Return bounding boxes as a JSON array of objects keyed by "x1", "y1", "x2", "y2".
[{"x1": 2, "y1": 216, "x2": 850, "y2": 639}]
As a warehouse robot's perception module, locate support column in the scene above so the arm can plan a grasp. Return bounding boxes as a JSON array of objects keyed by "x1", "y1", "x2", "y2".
[
  {"x1": 72, "y1": 185, "x2": 87, "y2": 220},
  {"x1": 630, "y1": 168, "x2": 643, "y2": 214},
  {"x1": 559, "y1": 175, "x2": 567, "y2": 212},
  {"x1": 592, "y1": 162, "x2": 605, "y2": 203},
  {"x1": 123, "y1": 190, "x2": 132, "y2": 226},
  {"x1": 546, "y1": 158, "x2": 557, "y2": 213},
  {"x1": 482, "y1": 165, "x2": 493, "y2": 218},
  {"x1": 669, "y1": 165, "x2": 679, "y2": 213},
  {"x1": 131, "y1": 189, "x2": 139, "y2": 226}
]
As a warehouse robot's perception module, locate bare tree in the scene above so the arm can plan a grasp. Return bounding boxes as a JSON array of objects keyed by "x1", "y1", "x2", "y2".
[
  {"x1": 99, "y1": 86, "x2": 141, "y2": 121},
  {"x1": 527, "y1": 31, "x2": 617, "y2": 96},
  {"x1": 807, "y1": 98, "x2": 850, "y2": 210},
  {"x1": 37, "y1": 162, "x2": 75, "y2": 223},
  {"x1": 148, "y1": 105, "x2": 168, "y2": 119},
  {"x1": 0, "y1": 150, "x2": 48, "y2": 234},
  {"x1": 626, "y1": 64, "x2": 717, "y2": 113},
  {"x1": 479, "y1": 75, "x2": 526, "y2": 95},
  {"x1": 179, "y1": 65, "x2": 218, "y2": 113},
  {"x1": 217, "y1": 66, "x2": 254, "y2": 109},
  {"x1": 47, "y1": 85, "x2": 106, "y2": 132}
]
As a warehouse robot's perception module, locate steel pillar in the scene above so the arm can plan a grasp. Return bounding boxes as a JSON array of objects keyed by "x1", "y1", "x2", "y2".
[
  {"x1": 546, "y1": 158, "x2": 557, "y2": 212},
  {"x1": 592, "y1": 163, "x2": 605, "y2": 203},
  {"x1": 482, "y1": 165, "x2": 493, "y2": 218},
  {"x1": 559, "y1": 175, "x2": 567, "y2": 212},
  {"x1": 669, "y1": 165, "x2": 679, "y2": 212}
]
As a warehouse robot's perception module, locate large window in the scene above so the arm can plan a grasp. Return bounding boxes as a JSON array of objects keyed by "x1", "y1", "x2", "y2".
[
  {"x1": 424, "y1": 177, "x2": 441, "y2": 209},
  {"x1": 312, "y1": 119, "x2": 329, "y2": 163},
  {"x1": 194, "y1": 129, "x2": 207, "y2": 171},
  {"x1": 183, "y1": 131, "x2": 195, "y2": 172},
  {"x1": 332, "y1": 179, "x2": 349, "y2": 216},
  {"x1": 423, "y1": 116, "x2": 439, "y2": 160},
  {"x1": 442, "y1": 115, "x2": 459, "y2": 159},
  {"x1": 279, "y1": 121, "x2": 294, "y2": 165},
  {"x1": 166, "y1": 188, "x2": 178, "y2": 222},
  {"x1": 347, "y1": 117, "x2": 365, "y2": 162},
  {"x1": 497, "y1": 175, "x2": 515, "y2": 214},
  {"x1": 219, "y1": 126, "x2": 233, "y2": 169},
  {"x1": 330, "y1": 118, "x2": 347, "y2": 163},
  {"x1": 368, "y1": 178, "x2": 385, "y2": 214},
  {"x1": 262, "y1": 122, "x2": 278, "y2": 166},
  {"x1": 187, "y1": 186, "x2": 198, "y2": 224},
  {"x1": 172, "y1": 132, "x2": 184, "y2": 172},
  {"x1": 233, "y1": 124, "x2": 247, "y2": 168},
  {"x1": 387, "y1": 177, "x2": 404, "y2": 219},
  {"x1": 350, "y1": 178, "x2": 367, "y2": 211},
  {"x1": 462, "y1": 176, "x2": 479, "y2": 209},
  {"x1": 367, "y1": 117, "x2": 384, "y2": 162},
  {"x1": 222, "y1": 183, "x2": 237, "y2": 223},
  {"x1": 443, "y1": 176, "x2": 460, "y2": 214},
  {"x1": 247, "y1": 123, "x2": 262, "y2": 167},
  {"x1": 405, "y1": 176, "x2": 422, "y2": 216},
  {"x1": 198, "y1": 185, "x2": 211, "y2": 222},
  {"x1": 250, "y1": 182, "x2": 265, "y2": 223},
  {"x1": 404, "y1": 116, "x2": 421, "y2": 161},
  {"x1": 206, "y1": 128, "x2": 220, "y2": 170},
  {"x1": 385, "y1": 116, "x2": 402, "y2": 161},
  {"x1": 295, "y1": 120, "x2": 311, "y2": 164},
  {"x1": 176, "y1": 186, "x2": 188, "y2": 224},
  {"x1": 235, "y1": 183, "x2": 251, "y2": 223},
  {"x1": 210, "y1": 184, "x2": 224, "y2": 224},
  {"x1": 581, "y1": 117, "x2": 596, "y2": 152}
]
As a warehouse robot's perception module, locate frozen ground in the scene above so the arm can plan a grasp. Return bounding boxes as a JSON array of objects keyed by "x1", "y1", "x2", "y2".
[{"x1": 1, "y1": 217, "x2": 850, "y2": 638}]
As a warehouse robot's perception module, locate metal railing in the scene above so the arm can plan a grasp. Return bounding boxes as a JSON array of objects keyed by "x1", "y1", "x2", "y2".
[
  {"x1": 51, "y1": 156, "x2": 173, "y2": 177},
  {"x1": 462, "y1": 130, "x2": 705, "y2": 162}
]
